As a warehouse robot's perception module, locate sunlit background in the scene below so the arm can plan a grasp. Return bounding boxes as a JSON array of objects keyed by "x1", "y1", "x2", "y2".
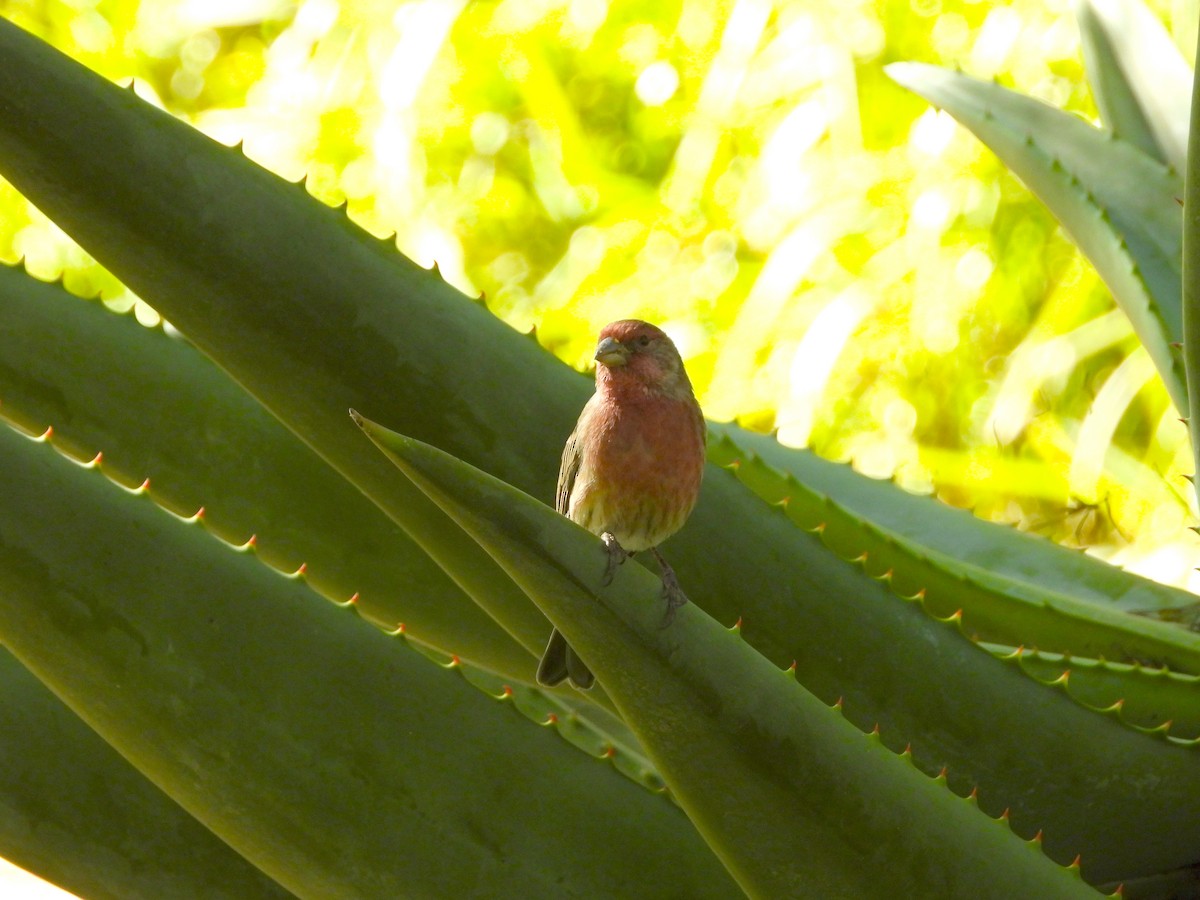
[{"x1": 2, "y1": 0, "x2": 1199, "y2": 580}]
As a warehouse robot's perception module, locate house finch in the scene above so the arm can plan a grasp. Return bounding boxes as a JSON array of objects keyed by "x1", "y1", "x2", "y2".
[{"x1": 537, "y1": 319, "x2": 707, "y2": 690}]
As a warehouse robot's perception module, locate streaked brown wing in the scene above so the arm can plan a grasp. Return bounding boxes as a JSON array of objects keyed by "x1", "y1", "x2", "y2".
[{"x1": 556, "y1": 423, "x2": 582, "y2": 516}]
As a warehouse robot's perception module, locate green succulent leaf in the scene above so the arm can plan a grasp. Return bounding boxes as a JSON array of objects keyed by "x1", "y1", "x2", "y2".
[
  {"x1": 708, "y1": 430, "x2": 1200, "y2": 674},
  {"x1": 1074, "y1": 0, "x2": 1191, "y2": 170},
  {"x1": 991, "y1": 647, "x2": 1200, "y2": 740},
  {"x1": 0, "y1": 415, "x2": 739, "y2": 899},
  {"x1": 1185, "y1": 12, "x2": 1200, "y2": 517},
  {"x1": 0, "y1": 647, "x2": 295, "y2": 900},
  {"x1": 355, "y1": 414, "x2": 1104, "y2": 899},
  {"x1": 723, "y1": 428, "x2": 1197, "y2": 616},
  {"x1": 0, "y1": 261, "x2": 538, "y2": 681},
  {"x1": 0, "y1": 16, "x2": 570, "y2": 667},
  {"x1": 886, "y1": 61, "x2": 1186, "y2": 415}
]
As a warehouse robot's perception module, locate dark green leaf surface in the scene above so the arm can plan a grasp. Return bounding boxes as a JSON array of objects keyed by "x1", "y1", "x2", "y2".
[
  {"x1": 1185, "y1": 10, "x2": 1200, "y2": 519},
  {"x1": 358, "y1": 417, "x2": 1104, "y2": 899},
  {"x1": 0, "y1": 417, "x2": 738, "y2": 899},
  {"x1": 0, "y1": 18, "x2": 570, "y2": 666},
  {"x1": 710, "y1": 430, "x2": 1200, "y2": 672},
  {"x1": 0, "y1": 647, "x2": 294, "y2": 900},
  {"x1": 0, "y1": 261, "x2": 533, "y2": 679}
]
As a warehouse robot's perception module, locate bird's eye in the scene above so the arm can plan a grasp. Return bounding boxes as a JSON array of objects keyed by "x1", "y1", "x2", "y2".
[{"x1": 637, "y1": 335, "x2": 651, "y2": 347}]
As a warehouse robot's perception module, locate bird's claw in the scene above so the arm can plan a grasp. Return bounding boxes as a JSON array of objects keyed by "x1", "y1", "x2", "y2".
[
  {"x1": 600, "y1": 532, "x2": 629, "y2": 586},
  {"x1": 659, "y1": 570, "x2": 689, "y2": 628},
  {"x1": 652, "y1": 548, "x2": 689, "y2": 628}
]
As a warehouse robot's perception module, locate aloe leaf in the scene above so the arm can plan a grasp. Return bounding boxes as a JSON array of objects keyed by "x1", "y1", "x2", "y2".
[
  {"x1": 721, "y1": 427, "x2": 1197, "y2": 615},
  {"x1": 993, "y1": 647, "x2": 1200, "y2": 740},
  {"x1": 0, "y1": 647, "x2": 295, "y2": 900},
  {"x1": 1074, "y1": 0, "x2": 1192, "y2": 171},
  {"x1": 1186, "y1": 16, "x2": 1200, "y2": 515},
  {"x1": 0, "y1": 18, "x2": 578, "y2": 667},
  {"x1": 0, "y1": 262, "x2": 540, "y2": 680},
  {"x1": 886, "y1": 62, "x2": 1186, "y2": 414},
  {"x1": 0, "y1": 418, "x2": 738, "y2": 899},
  {"x1": 707, "y1": 430, "x2": 1200, "y2": 673},
  {"x1": 0, "y1": 20, "x2": 1195, "y2": 883},
  {"x1": 356, "y1": 416, "x2": 1103, "y2": 899}
]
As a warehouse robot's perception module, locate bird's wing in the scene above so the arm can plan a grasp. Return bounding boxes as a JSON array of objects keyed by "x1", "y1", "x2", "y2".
[{"x1": 556, "y1": 421, "x2": 583, "y2": 516}]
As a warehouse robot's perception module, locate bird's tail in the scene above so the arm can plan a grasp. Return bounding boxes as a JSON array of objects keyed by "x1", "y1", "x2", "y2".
[{"x1": 536, "y1": 628, "x2": 595, "y2": 690}]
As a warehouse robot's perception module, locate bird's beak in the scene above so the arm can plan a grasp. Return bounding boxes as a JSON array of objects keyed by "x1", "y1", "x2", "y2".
[{"x1": 594, "y1": 336, "x2": 629, "y2": 367}]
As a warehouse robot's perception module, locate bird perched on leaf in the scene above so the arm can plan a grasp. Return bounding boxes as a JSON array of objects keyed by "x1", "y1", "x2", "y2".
[{"x1": 537, "y1": 319, "x2": 707, "y2": 690}]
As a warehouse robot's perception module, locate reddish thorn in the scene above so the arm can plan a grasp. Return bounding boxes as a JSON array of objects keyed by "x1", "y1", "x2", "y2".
[
  {"x1": 449, "y1": 654, "x2": 461, "y2": 667},
  {"x1": 501, "y1": 684, "x2": 513, "y2": 697},
  {"x1": 602, "y1": 745, "x2": 616, "y2": 759},
  {"x1": 246, "y1": 534, "x2": 258, "y2": 547},
  {"x1": 950, "y1": 608, "x2": 963, "y2": 620},
  {"x1": 914, "y1": 588, "x2": 927, "y2": 600},
  {"x1": 969, "y1": 786, "x2": 979, "y2": 800},
  {"x1": 729, "y1": 458, "x2": 741, "y2": 470},
  {"x1": 91, "y1": 451, "x2": 103, "y2": 465},
  {"x1": 732, "y1": 616, "x2": 743, "y2": 631},
  {"x1": 787, "y1": 660, "x2": 797, "y2": 673},
  {"x1": 871, "y1": 723, "x2": 881, "y2": 736},
  {"x1": 347, "y1": 592, "x2": 360, "y2": 604},
  {"x1": 1000, "y1": 808, "x2": 1011, "y2": 821},
  {"x1": 813, "y1": 522, "x2": 827, "y2": 533},
  {"x1": 396, "y1": 622, "x2": 407, "y2": 633},
  {"x1": 139, "y1": 477, "x2": 151, "y2": 491},
  {"x1": 545, "y1": 712, "x2": 559, "y2": 725},
  {"x1": 1070, "y1": 855, "x2": 1082, "y2": 869},
  {"x1": 194, "y1": 506, "x2": 206, "y2": 519},
  {"x1": 780, "y1": 495, "x2": 791, "y2": 507},
  {"x1": 937, "y1": 766, "x2": 948, "y2": 778},
  {"x1": 297, "y1": 562, "x2": 308, "y2": 576},
  {"x1": 903, "y1": 742, "x2": 912, "y2": 755},
  {"x1": 1113, "y1": 698, "x2": 1125, "y2": 710},
  {"x1": 833, "y1": 697, "x2": 844, "y2": 710},
  {"x1": 881, "y1": 568, "x2": 894, "y2": 580},
  {"x1": 1031, "y1": 829, "x2": 1044, "y2": 843},
  {"x1": 43, "y1": 425, "x2": 54, "y2": 438}
]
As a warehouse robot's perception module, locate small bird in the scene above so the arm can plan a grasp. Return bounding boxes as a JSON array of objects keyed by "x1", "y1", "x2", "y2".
[{"x1": 537, "y1": 319, "x2": 707, "y2": 690}]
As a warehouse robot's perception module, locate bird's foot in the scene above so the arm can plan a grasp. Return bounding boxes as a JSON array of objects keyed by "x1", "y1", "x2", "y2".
[
  {"x1": 652, "y1": 548, "x2": 689, "y2": 627},
  {"x1": 600, "y1": 532, "x2": 629, "y2": 586}
]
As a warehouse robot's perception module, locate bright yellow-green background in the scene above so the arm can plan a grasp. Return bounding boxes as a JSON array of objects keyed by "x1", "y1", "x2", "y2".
[{"x1": 2, "y1": 0, "x2": 1199, "y2": 591}]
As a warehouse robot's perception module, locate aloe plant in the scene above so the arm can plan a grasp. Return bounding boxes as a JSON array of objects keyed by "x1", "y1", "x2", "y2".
[{"x1": 0, "y1": 7, "x2": 1198, "y2": 897}]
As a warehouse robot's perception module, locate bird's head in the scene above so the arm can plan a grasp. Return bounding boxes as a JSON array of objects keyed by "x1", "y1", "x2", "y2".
[{"x1": 593, "y1": 319, "x2": 693, "y2": 398}]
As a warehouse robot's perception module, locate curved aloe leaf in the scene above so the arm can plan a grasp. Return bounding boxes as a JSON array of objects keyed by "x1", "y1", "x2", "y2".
[
  {"x1": 724, "y1": 428, "x2": 1196, "y2": 614},
  {"x1": 887, "y1": 62, "x2": 1186, "y2": 414},
  {"x1": 0, "y1": 19, "x2": 571, "y2": 664},
  {"x1": 0, "y1": 418, "x2": 738, "y2": 899},
  {"x1": 0, "y1": 262, "x2": 537, "y2": 680},
  {"x1": 1074, "y1": 0, "x2": 1192, "y2": 170},
  {"x1": 1186, "y1": 16, "x2": 1200, "y2": 516},
  {"x1": 356, "y1": 416, "x2": 1103, "y2": 899},
  {"x1": 0, "y1": 648, "x2": 294, "y2": 900},
  {"x1": 707, "y1": 431, "x2": 1200, "y2": 673},
  {"x1": 995, "y1": 647, "x2": 1200, "y2": 740},
  {"x1": 0, "y1": 19, "x2": 1196, "y2": 883}
]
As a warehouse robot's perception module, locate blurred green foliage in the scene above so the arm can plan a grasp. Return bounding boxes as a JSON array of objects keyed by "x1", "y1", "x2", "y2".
[{"x1": 2, "y1": 0, "x2": 1198, "y2": 587}]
